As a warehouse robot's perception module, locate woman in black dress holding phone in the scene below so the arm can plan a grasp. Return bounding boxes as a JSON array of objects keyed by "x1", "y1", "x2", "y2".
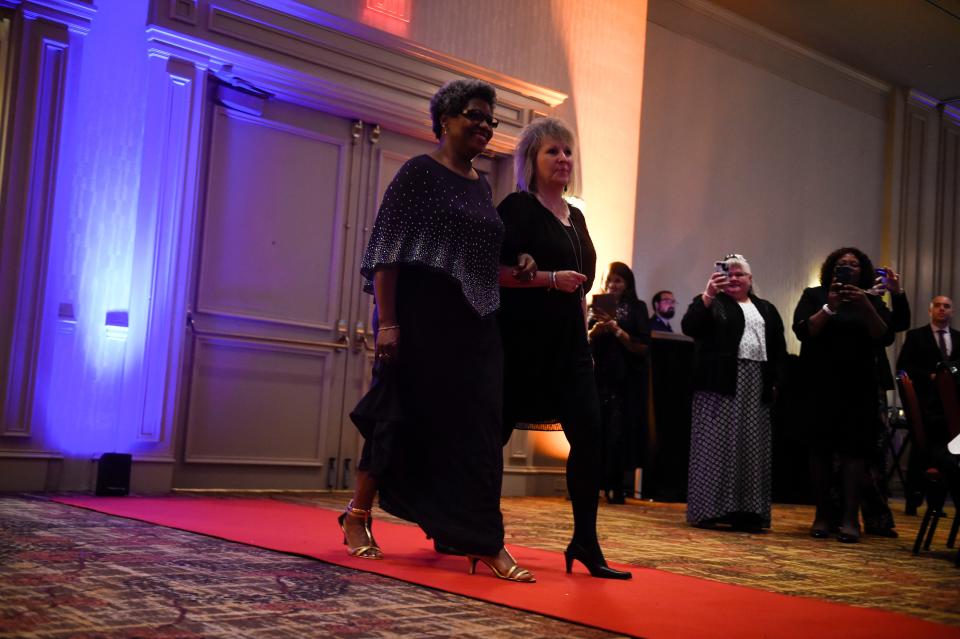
[
  {"x1": 793, "y1": 247, "x2": 894, "y2": 543},
  {"x1": 499, "y1": 117, "x2": 631, "y2": 579}
]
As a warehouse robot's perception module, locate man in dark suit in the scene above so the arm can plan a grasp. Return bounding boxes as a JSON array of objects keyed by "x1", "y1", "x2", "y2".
[
  {"x1": 896, "y1": 295, "x2": 957, "y2": 512},
  {"x1": 649, "y1": 290, "x2": 676, "y2": 332}
]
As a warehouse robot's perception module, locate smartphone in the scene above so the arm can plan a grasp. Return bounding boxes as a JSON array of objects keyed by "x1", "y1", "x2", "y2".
[
  {"x1": 714, "y1": 261, "x2": 729, "y2": 274},
  {"x1": 835, "y1": 264, "x2": 855, "y2": 285},
  {"x1": 591, "y1": 293, "x2": 617, "y2": 317}
]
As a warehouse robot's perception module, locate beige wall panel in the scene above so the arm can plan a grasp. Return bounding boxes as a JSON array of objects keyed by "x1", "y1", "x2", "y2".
[
  {"x1": 197, "y1": 109, "x2": 349, "y2": 329},
  {"x1": 184, "y1": 337, "x2": 332, "y2": 465},
  {"x1": 635, "y1": 22, "x2": 886, "y2": 352}
]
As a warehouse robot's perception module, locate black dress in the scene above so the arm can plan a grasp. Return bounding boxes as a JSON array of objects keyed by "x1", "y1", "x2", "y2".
[
  {"x1": 352, "y1": 154, "x2": 505, "y2": 555},
  {"x1": 498, "y1": 192, "x2": 597, "y2": 431},
  {"x1": 498, "y1": 191, "x2": 602, "y2": 544},
  {"x1": 792, "y1": 286, "x2": 894, "y2": 455},
  {"x1": 590, "y1": 299, "x2": 651, "y2": 492}
]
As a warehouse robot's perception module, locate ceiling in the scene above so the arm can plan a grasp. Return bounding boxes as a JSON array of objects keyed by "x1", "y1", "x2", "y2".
[{"x1": 706, "y1": 0, "x2": 960, "y2": 104}]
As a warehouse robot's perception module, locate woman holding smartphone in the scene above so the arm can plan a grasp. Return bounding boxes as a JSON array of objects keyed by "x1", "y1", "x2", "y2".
[
  {"x1": 681, "y1": 254, "x2": 787, "y2": 531},
  {"x1": 792, "y1": 247, "x2": 894, "y2": 542},
  {"x1": 588, "y1": 262, "x2": 651, "y2": 504}
]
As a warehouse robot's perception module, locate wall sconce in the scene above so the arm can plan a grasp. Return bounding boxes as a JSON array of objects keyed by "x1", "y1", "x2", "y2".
[{"x1": 105, "y1": 310, "x2": 129, "y2": 341}]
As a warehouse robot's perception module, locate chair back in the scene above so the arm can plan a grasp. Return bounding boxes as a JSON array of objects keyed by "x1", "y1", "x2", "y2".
[
  {"x1": 936, "y1": 362, "x2": 960, "y2": 440},
  {"x1": 896, "y1": 370, "x2": 928, "y2": 451}
]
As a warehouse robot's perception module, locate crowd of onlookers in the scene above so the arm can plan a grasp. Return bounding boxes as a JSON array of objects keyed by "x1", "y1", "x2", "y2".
[{"x1": 587, "y1": 251, "x2": 958, "y2": 544}]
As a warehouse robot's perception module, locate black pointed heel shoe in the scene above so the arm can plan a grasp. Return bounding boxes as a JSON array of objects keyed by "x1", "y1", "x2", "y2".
[{"x1": 564, "y1": 541, "x2": 632, "y2": 579}]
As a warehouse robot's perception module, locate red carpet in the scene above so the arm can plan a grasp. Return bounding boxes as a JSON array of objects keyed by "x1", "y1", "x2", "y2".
[{"x1": 52, "y1": 496, "x2": 958, "y2": 639}]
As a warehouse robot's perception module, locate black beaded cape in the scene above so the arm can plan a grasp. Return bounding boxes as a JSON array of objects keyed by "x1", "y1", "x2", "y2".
[
  {"x1": 359, "y1": 154, "x2": 503, "y2": 316},
  {"x1": 351, "y1": 153, "x2": 507, "y2": 555}
]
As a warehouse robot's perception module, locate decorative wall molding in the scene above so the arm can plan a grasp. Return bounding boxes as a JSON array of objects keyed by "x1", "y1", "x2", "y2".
[
  {"x1": 122, "y1": 54, "x2": 206, "y2": 449},
  {"x1": 895, "y1": 89, "x2": 960, "y2": 316},
  {"x1": 0, "y1": 449, "x2": 64, "y2": 459},
  {"x1": 3, "y1": 0, "x2": 95, "y2": 34},
  {"x1": 1, "y1": 18, "x2": 71, "y2": 438},
  {"x1": 182, "y1": 335, "x2": 333, "y2": 467},
  {"x1": 934, "y1": 119, "x2": 959, "y2": 297},
  {"x1": 145, "y1": 0, "x2": 565, "y2": 154},
  {"x1": 649, "y1": 0, "x2": 890, "y2": 119}
]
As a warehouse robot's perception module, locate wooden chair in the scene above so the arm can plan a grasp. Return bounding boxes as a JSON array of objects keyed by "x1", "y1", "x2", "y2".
[
  {"x1": 935, "y1": 363, "x2": 960, "y2": 565},
  {"x1": 896, "y1": 371, "x2": 947, "y2": 556}
]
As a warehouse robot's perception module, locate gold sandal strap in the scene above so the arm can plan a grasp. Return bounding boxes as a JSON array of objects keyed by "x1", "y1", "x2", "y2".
[
  {"x1": 345, "y1": 500, "x2": 372, "y2": 518},
  {"x1": 504, "y1": 564, "x2": 531, "y2": 581}
]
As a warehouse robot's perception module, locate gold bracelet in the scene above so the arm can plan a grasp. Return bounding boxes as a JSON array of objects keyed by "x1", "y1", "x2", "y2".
[{"x1": 378, "y1": 324, "x2": 400, "y2": 331}]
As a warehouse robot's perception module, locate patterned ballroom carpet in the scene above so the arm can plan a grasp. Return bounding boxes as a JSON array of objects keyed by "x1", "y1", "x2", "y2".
[{"x1": 1, "y1": 493, "x2": 958, "y2": 638}]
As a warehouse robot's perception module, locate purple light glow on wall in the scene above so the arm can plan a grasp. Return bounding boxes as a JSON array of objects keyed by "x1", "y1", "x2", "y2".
[{"x1": 37, "y1": 0, "x2": 151, "y2": 455}]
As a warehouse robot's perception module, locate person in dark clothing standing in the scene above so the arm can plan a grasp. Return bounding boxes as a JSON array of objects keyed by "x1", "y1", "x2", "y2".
[
  {"x1": 343, "y1": 79, "x2": 535, "y2": 583},
  {"x1": 589, "y1": 262, "x2": 651, "y2": 504},
  {"x1": 499, "y1": 117, "x2": 631, "y2": 579},
  {"x1": 793, "y1": 247, "x2": 894, "y2": 543},
  {"x1": 650, "y1": 290, "x2": 676, "y2": 332},
  {"x1": 897, "y1": 295, "x2": 958, "y2": 507}
]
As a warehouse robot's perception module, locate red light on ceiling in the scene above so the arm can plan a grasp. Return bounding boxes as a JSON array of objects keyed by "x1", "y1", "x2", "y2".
[
  {"x1": 363, "y1": 0, "x2": 411, "y2": 36},
  {"x1": 366, "y1": 0, "x2": 411, "y2": 22}
]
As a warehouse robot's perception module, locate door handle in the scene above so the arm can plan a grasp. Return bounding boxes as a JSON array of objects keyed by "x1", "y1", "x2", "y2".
[
  {"x1": 353, "y1": 322, "x2": 372, "y2": 353},
  {"x1": 327, "y1": 457, "x2": 337, "y2": 489},
  {"x1": 336, "y1": 320, "x2": 349, "y2": 345}
]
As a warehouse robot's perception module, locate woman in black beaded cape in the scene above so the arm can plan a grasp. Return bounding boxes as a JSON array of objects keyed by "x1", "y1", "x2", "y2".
[
  {"x1": 498, "y1": 117, "x2": 631, "y2": 579},
  {"x1": 340, "y1": 79, "x2": 535, "y2": 583}
]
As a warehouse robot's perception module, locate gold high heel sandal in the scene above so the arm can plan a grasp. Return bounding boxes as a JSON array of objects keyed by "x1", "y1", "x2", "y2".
[
  {"x1": 467, "y1": 548, "x2": 535, "y2": 583},
  {"x1": 337, "y1": 500, "x2": 383, "y2": 559}
]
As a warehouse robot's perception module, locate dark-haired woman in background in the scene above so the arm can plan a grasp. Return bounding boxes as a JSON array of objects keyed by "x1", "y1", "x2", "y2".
[
  {"x1": 793, "y1": 247, "x2": 894, "y2": 543},
  {"x1": 343, "y1": 79, "x2": 535, "y2": 582},
  {"x1": 588, "y1": 262, "x2": 651, "y2": 504}
]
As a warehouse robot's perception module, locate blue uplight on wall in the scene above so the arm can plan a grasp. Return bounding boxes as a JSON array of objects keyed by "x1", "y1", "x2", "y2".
[{"x1": 37, "y1": 0, "x2": 151, "y2": 456}]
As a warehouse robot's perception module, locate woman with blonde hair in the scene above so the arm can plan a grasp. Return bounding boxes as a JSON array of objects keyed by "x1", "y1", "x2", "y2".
[{"x1": 498, "y1": 117, "x2": 631, "y2": 579}]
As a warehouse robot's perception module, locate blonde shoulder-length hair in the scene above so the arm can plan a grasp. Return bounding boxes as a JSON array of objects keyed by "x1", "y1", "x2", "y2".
[{"x1": 513, "y1": 117, "x2": 579, "y2": 195}]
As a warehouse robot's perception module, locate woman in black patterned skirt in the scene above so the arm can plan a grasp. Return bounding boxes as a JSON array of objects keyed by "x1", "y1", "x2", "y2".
[
  {"x1": 681, "y1": 254, "x2": 786, "y2": 531},
  {"x1": 341, "y1": 79, "x2": 535, "y2": 582}
]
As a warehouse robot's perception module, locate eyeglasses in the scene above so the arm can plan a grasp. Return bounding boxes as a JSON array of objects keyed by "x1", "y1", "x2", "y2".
[{"x1": 460, "y1": 109, "x2": 499, "y2": 128}]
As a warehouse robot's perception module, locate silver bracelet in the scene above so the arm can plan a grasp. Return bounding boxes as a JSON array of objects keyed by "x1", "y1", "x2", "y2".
[
  {"x1": 821, "y1": 303, "x2": 836, "y2": 316},
  {"x1": 549, "y1": 271, "x2": 557, "y2": 289}
]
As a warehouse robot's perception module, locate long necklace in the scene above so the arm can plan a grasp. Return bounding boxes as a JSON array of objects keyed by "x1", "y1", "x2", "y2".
[{"x1": 537, "y1": 193, "x2": 584, "y2": 299}]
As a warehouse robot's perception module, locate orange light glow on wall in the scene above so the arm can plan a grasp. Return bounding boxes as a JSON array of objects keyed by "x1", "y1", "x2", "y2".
[
  {"x1": 529, "y1": 429, "x2": 572, "y2": 462},
  {"x1": 362, "y1": 0, "x2": 411, "y2": 37}
]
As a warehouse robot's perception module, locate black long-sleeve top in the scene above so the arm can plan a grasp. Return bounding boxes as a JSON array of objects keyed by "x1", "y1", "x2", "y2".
[{"x1": 681, "y1": 292, "x2": 787, "y2": 404}]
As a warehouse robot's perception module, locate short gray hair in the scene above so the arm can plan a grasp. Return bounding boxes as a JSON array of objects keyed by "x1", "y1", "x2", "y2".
[
  {"x1": 513, "y1": 117, "x2": 576, "y2": 193},
  {"x1": 719, "y1": 253, "x2": 751, "y2": 274},
  {"x1": 429, "y1": 79, "x2": 497, "y2": 140}
]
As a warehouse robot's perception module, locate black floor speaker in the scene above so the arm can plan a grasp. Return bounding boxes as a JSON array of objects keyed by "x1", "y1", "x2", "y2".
[{"x1": 95, "y1": 453, "x2": 132, "y2": 496}]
